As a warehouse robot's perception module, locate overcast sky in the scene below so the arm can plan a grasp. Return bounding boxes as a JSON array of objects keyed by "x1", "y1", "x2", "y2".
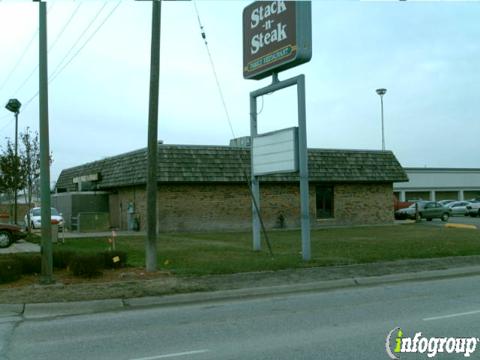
[{"x1": 0, "y1": 0, "x2": 479, "y2": 185}]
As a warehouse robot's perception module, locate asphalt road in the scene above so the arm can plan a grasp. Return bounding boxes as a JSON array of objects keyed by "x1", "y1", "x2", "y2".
[{"x1": 2, "y1": 275, "x2": 480, "y2": 359}]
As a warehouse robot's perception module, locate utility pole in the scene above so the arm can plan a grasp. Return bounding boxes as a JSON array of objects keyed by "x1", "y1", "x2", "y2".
[
  {"x1": 39, "y1": 0, "x2": 53, "y2": 284},
  {"x1": 146, "y1": 0, "x2": 161, "y2": 272}
]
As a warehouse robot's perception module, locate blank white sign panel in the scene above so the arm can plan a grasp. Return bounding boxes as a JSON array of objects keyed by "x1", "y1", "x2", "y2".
[{"x1": 252, "y1": 127, "x2": 298, "y2": 176}]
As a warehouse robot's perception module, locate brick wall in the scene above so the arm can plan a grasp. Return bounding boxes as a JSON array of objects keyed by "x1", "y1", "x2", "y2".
[
  {"x1": 113, "y1": 182, "x2": 393, "y2": 232},
  {"x1": 329, "y1": 183, "x2": 394, "y2": 226}
]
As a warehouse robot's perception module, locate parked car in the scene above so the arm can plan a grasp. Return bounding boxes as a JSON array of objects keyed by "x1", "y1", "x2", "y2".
[
  {"x1": 438, "y1": 199, "x2": 456, "y2": 207},
  {"x1": 466, "y1": 200, "x2": 480, "y2": 217},
  {"x1": 446, "y1": 201, "x2": 471, "y2": 216},
  {"x1": 24, "y1": 207, "x2": 64, "y2": 230},
  {"x1": 0, "y1": 223, "x2": 27, "y2": 248},
  {"x1": 394, "y1": 201, "x2": 451, "y2": 221}
]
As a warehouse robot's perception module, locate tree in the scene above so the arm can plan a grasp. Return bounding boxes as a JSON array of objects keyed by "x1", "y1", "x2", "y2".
[
  {"x1": 0, "y1": 128, "x2": 48, "y2": 228},
  {"x1": 0, "y1": 139, "x2": 25, "y2": 219},
  {"x1": 19, "y1": 128, "x2": 42, "y2": 229}
]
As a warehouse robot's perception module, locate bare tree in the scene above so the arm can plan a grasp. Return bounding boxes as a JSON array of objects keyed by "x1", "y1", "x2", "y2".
[
  {"x1": 0, "y1": 140, "x2": 25, "y2": 221},
  {"x1": 20, "y1": 128, "x2": 41, "y2": 229}
]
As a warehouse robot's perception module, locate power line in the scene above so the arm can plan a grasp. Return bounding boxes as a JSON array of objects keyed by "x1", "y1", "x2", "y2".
[
  {"x1": 192, "y1": 0, "x2": 273, "y2": 257},
  {"x1": 18, "y1": 1, "x2": 121, "y2": 115},
  {"x1": 13, "y1": 2, "x2": 82, "y2": 97},
  {"x1": 49, "y1": 2, "x2": 83, "y2": 53},
  {"x1": 50, "y1": 1, "x2": 121, "y2": 83},
  {"x1": 0, "y1": 29, "x2": 39, "y2": 95},
  {"x1": 192, "y1": 0, "x2": 236, "y2": 140},
  {"x1": 0, "y1": 2, "x2": 56, "y2": 97},
  {"x1": 49, "y1": 1, "x2": 109, "y2": 81}
]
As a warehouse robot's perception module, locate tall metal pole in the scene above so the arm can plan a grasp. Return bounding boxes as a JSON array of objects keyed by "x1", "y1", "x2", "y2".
[
  {"x1": 250, "y1": 75, "x2": 311, "y2": 260},
  {"x1": 249, "y1": 93, "x2": 261, "y2": 251},
  {"x1": 14, "y1": 111, "x2": 18, "y2": 225},
  {"x1": 146, "y1": 0, "x2": 161, "y2": 272},
  {"x1": 39, "y1": 1, "x2": 53, "y2": 284},
  {"x1": 376, "y1": 88, "x2": 387, "y2": 151},
  {"x1": 297, "y1": 75, "x2": 311, "y2": 261},
  {"x1": 380, "y1": 95, "x2": 385, "y2": 151}
]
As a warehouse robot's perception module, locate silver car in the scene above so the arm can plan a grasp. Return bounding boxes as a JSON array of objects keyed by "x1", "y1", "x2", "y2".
[{"x1": 446, "y1": 201, "x2": 471, "y2": 216}]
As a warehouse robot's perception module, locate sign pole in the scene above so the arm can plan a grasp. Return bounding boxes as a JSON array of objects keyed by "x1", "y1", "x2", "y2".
[
  {"x1": 250, "y1": 92, "x2": 261, "y2": 251},
  {"x1": 249, "y1": 75, "x2": 311, "y2": 260},
  {"x1": 244, "y1": 1, "x2": 312, "y2": 260},
  {"x1": 297, "y1": 75, "x2": 311, "y2": 261}
]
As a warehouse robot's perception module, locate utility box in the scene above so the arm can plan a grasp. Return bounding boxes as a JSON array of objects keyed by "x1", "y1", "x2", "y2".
[
  {"x1": 78, "y1": 212, "x2": 110, "y2": 232},
  {"x1": 52, "y1": 192, "x2": 109, "y2": 231}
]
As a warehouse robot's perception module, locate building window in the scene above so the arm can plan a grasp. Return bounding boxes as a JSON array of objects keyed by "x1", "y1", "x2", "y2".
[{"x1": 316, "y1": 186, "x2": 334, "y2": 219}]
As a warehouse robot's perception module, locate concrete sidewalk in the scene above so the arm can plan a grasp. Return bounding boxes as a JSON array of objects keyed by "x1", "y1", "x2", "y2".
[
  {"x1": 61, "y1": 230, "x2": 145, "y2": 239},
  {"x1": 0, "y1": 240, "x2": 40, "y2": 254},
  {"x1": 3, "y1": 262, "x2": 480, "y2": 320}
]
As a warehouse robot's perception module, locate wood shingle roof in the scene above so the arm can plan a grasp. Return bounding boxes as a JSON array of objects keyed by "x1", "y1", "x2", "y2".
[{"x1": 55, "y1": 144, "x2": 408, "y2": 192}]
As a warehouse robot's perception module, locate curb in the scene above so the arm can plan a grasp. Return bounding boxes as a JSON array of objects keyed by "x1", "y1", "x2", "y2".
[
  {"x1": 445, "y1": 223, "x2": 477, "y2": 230},
  {"x1": 6, "y1": 265, "x2": 480, "y2": 320},
  {"x1": 23, "y1": 299, "x2": 124, "y2": 320}
]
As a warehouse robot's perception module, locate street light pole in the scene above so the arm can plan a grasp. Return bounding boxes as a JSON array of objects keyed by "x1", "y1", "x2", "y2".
[
  {"x1": 14, "y1": 111, "x2": 18, "y2": 224},
  {"x1": 376, "y1": 88, "x2": 387, "y2": 151},
  {"x1": 5, "y1": 98, "x2": 21, "y2": 225}
]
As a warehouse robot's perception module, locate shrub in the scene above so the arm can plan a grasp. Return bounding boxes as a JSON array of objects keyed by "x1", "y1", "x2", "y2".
[
  {"x1": 69, "y1": 253, "x2": 103, "y2": 278},
  {"x1": 14, "y1": 253, "x2": 41, "y2": 275},
  {"x1": 102, "y1": 250, "x2": 128, "y2": 269},
  {"x1": 0, "y1": 258, "x2": 22, "y2": 284},
  {"x1": 53, "y1": 250, "x2": 75, "y2": 269}
]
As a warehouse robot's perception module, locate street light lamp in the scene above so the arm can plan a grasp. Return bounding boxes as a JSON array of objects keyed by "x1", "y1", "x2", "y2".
[
  {"x1": 375, "y1": 88, "x2": 387, "y2": 151},
  {"x1": 4, "y1": 98, "x2": 21, "y2": 224}
]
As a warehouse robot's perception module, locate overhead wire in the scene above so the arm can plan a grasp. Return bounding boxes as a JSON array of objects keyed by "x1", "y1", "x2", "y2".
[
  {"x1": 192, "y1": 0, "x2": 236, "y2": 140},
  {"x1": 192, "y1": 0, "x2": 273, "y2": 257},
  {"x1": 49, "y1": 2, "x2": 83, "y2": 53},
  {"x1": 0, "y1": 2, "x2": 55, "y2": 97},
  {"x1": 0, "y1": 29, "x2": 39, "y2": 95},
  {"x1": 13, "y1": 2, "x2": 83, "y2": 97},
  {"x1": 49, "y1": 1, "x2": 121, "y2": 83},
  {"x1": 0, "y1": 2, "x2": 56, "y2": 136},
  {"x1": 17, "y1": 1, "x2": 122, "y2": 115},
  {"x1": 49, "y1": 1, "x2": 109, "y2": 82}
]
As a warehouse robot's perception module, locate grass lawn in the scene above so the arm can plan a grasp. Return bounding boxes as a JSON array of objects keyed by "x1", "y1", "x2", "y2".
[{"x1": 51, "y1": 224, "x2": 480, "y2": 276}]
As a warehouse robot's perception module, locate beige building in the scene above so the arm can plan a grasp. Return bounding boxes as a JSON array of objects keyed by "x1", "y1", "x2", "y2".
[{"x1": 394, "y1": 168, "x2": 480, "y2": 202}]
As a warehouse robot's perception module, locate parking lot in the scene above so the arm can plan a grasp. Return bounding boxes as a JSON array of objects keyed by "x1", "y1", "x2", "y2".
[{"x1": 411, "y1": 214, "x2": 480, "y2": 229}]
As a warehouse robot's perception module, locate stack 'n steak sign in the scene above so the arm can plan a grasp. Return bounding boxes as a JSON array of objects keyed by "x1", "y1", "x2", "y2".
[{"x1": 243, "y1": 1, "x2": 311, "y2": 80}]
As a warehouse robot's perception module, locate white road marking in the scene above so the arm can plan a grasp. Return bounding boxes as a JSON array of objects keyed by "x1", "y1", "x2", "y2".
[
  {"x1": 423, "y1": 309, "x2": 480, "y2": 321},
  {"x1": 129, "y1": 349, "x2": 209, "y2": 360}
]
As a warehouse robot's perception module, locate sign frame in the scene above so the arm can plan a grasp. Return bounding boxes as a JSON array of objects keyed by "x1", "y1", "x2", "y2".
[{"x1": 250, "y1": 75, "x2": 311, "y2": 260}]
